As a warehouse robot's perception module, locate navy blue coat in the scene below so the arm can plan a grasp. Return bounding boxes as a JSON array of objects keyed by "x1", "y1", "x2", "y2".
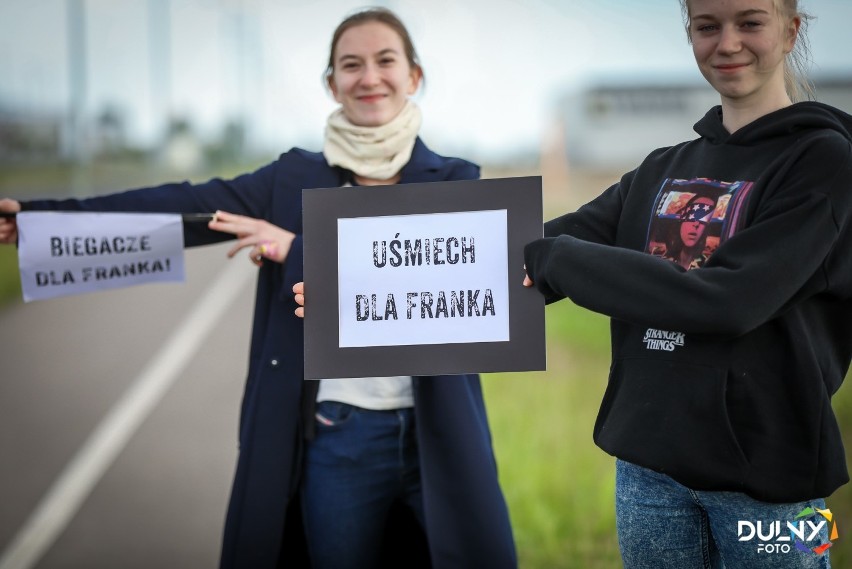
[{"x1": 24, "y1": 138, "x2": 517, "y2": 568}]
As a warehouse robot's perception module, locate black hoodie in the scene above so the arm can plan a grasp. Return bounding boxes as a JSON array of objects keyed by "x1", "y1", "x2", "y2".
[{"x1": 525, "y1": 102, "x2": 852, "y2": 502}]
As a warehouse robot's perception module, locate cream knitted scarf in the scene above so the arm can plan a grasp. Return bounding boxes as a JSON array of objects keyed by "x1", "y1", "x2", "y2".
[{"x1": 323, "y1": 100, "x2": 422, "y2": 180}]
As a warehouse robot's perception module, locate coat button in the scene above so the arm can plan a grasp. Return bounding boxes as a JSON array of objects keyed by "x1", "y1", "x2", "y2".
[{"x1": 270, "y1": 359, "x2": 279, "y2": 367}]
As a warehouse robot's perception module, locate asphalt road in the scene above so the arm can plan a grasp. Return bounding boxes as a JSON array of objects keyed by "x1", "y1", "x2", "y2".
[{"x1": 0, "y1": 242, "x2": 258, "y2": 569}]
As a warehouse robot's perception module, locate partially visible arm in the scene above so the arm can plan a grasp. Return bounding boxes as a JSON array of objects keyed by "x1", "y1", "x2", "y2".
[
  {"x1": 19, "y1": 160, "x2": 280, "y2": 247},
  {"x1": 525, "y1": 141, "x2": 852, "y2": 337},
  {"x1": 524, "y1": 174, "x2": 628, "y2": 301},
  {"x1": 208, "y1": 210, "x2": 296, "y2": 267},
  {"x1": 0, "y1": 199, "x2": 21, "y2": 244},
  {"x1": 544, "y1": 176, "x2": 625, "y2": 243}
]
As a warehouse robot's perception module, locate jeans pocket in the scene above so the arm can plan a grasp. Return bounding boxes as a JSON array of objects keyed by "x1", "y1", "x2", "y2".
[{"x1": 315, "y1": 401, "x2": 356, "y2": 428}]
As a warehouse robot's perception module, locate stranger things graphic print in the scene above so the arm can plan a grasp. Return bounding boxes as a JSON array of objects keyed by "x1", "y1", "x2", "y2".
[{"x1": 645, "y1": 178, "x2": 753, "y2": 270}]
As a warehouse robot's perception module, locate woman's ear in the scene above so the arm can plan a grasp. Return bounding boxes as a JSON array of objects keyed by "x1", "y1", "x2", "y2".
[
  {"x1": 327, "y1": 74, "x2": 342, "y2": 102},
  {"x1": 407, "y1": 65, "x2": 423, "y2": 96},
  {"x1": 785, "y1": 15, "x2": 801, "y2": 53}
]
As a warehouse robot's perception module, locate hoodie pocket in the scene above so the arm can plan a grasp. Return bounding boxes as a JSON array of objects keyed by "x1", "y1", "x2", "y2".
[{"x1": 594, "y1": 358, "x2": 750, "y2": 490}]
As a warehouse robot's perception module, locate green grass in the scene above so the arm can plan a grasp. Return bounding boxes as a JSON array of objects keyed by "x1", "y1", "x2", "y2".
[
  {"x1": 0, "y1": 247, "x2": 21, "y2": 304},
  {"x1": 831, "y1": 383, "x2": 852, "y2": 568},
  {"x1": 483, "y1": 301, "x2": 620, "y2": 568},
  {"x1": 484, "y1": 300, "x2": 852, "y2": 568}
]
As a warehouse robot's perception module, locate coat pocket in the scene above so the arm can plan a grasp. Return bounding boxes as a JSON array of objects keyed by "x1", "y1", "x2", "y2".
[{"x1": 594, "y1": 358, "x2": 750, "y2": 490}]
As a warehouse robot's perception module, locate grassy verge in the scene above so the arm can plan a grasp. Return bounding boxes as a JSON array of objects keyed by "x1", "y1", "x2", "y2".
[
  {"x1": 0, "y1": 247, "x2": 21, "y2": 304},
  {"x1": 483, "y1": 300, "x2": 619, "y2": 568},
  {"x1": 484, "y1": 300, "x2": 852, "y2": 568},
  {"x1": 831, "y1": 382, "x2": 852, "y2": 568}
]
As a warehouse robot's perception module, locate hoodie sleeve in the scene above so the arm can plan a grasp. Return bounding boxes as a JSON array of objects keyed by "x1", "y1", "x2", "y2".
[
  {"x1": 525, "y1": 134, "x2": 852, "y2": 336},
  {"x1": 530, "y1": 173, "x2": 628, "y2": 302},
  {"x1": 544, "y1": 175, "x2": 626, "y2": 242}
]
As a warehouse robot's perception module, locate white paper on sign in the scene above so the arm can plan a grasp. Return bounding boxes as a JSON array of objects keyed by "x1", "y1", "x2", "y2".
[
  {"x1": 17, "y1": 211, "x2": 186, "y2": 302},
  {"x1": 337, "y1": 209, "x2": 509, "y2": 348}
]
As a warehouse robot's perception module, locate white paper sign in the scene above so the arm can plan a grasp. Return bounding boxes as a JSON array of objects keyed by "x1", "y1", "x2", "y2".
[
  {"x1": 337, "y1": 209, "x2": 509, "y2": 348},
  {"x1": 17, "y1": 211, "x2": 185, "y2": 302}
]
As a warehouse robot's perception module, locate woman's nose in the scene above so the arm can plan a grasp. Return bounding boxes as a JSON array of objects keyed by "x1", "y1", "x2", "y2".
[
  {"x1": 359, "y1": 64, "x2": 381, "y2": 87},
  {"x1": 716, "y1": 26, "x2": 742, "y2": 54}
]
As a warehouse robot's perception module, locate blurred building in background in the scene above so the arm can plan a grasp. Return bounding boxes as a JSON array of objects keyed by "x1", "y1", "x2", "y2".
[
  {"x1": 0, "y1": 106, "x2": 64, "y2": 163},
  {"x1": 2, "y1": 0, "x2": 852, "y2": 176},
  {"x1": 4, "y1": 73, "x2": 852, "y2": 175},
  {"x1": 0, "y1": 101, "x2": 250, "y2": 177},
  {"x1": 560, "y1": 75, "x2": 852, "y2": 171}
]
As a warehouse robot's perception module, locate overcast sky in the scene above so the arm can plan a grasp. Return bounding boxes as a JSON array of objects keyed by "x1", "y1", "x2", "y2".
[{"x1": 2, "y1": 0, "x2": 851, "y2": 161}]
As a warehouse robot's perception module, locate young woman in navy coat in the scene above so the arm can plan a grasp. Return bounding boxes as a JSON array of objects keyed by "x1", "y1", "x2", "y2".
[{"x1": 0, "y1": 8, "x2": 516, "y2": 569}]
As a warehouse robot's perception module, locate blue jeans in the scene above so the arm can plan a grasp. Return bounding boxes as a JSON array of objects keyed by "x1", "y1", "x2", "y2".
[
  {"x1": 616, "y1": 460, "x2": 832, "y2": 568},
  {"x1": 300, "y1": 401, "x2": 424, "y2": 569}
]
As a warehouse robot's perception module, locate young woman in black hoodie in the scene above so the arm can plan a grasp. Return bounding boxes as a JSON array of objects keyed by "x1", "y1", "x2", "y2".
[{"x1": 524, "y1": 1, "x2": 851, "y2": 567}]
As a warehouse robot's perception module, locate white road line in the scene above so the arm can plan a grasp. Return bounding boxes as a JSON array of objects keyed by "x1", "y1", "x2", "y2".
[{"x1": 0, "y1": 259, "x2": 255, "y2": 569}]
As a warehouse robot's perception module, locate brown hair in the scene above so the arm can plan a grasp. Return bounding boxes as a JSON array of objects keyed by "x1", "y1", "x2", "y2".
[
  {"x1": 679, "y1": 0, "x2": 815, "y2": 101},
  {"x1": 324, "y1": 7, "x2": 424, "y2": 88}
]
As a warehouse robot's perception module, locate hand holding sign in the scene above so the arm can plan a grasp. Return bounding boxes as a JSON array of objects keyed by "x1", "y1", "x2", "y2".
[
  {"x1": 16, "y1": 211, "x2": 185, "y2": 302},
  {"x1": 293, "y1": 281, "x2": 305, "y2": 318},
  {"x1": 0, "y1": 198, "x2": 21, "y2": 244},
  {"x1": 208, "y1": 210, "x2": 296, "y2": 267}
]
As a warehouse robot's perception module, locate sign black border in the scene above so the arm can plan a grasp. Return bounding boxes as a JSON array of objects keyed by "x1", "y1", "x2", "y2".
[{"x1": 302, "y1": 176, "x2": 545, "y2": 379}]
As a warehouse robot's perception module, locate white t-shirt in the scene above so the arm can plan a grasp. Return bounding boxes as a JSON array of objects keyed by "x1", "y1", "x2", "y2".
[
  {"x1": 315, "y1": 179, "x2": 414, "y2": 410},
  {"x1": 316, "y1": 376, "x2": 414, "y2": 410}
]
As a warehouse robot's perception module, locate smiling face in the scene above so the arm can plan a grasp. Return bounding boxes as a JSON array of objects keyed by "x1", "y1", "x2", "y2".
[
  {"x1": 687, "y1": 0, "x2": 799, "y2": 109},
  {"x1": 328, "y1": 21, "x2": 422, "y2": 127}
]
